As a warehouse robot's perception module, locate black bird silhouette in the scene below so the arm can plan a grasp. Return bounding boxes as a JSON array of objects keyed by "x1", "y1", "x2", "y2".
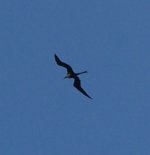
[{"x1": 54, "y1": 54, "x2": 92, "y2": 99}]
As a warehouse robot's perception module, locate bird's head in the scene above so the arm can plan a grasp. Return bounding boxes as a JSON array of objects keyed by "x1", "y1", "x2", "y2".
[
  {"x1": 64, "y1": 73, "x2": 70, "y2": 79},
  {"x1": 64, "y1": 76, "x2": 68, "y2": 79}
]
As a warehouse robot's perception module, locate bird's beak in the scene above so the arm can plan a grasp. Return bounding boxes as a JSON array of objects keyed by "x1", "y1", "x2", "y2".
[{"x1": 64, "y1": 76, "x2": 67, "y2": 79}]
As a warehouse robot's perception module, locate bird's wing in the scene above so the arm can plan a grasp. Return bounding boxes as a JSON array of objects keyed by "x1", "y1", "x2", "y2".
[
  {"x1": 73, "y1": 76, "x2": 92, "y2": 99},
  {"x1": 54, "y1": 54, "x2": 74, "y2": 74}
]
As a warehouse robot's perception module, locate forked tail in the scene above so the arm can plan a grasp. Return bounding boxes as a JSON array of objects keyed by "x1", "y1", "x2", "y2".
[{"x1": 76, "y1": 71, "x2": 88, "y2": 75}]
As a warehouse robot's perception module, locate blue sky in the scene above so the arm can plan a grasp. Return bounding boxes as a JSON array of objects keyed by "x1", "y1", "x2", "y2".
[{"x1": 0, "y1": 0, "x2": 150, "y2": 154}]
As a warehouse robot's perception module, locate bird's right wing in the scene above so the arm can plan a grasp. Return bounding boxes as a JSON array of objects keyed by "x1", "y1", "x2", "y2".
[
  {"x1": 54, "y1": 54, "x2": 74, "y2": 73},
  {"x1": 73, "y1": 77, "x2": 92, "y2": 99}
]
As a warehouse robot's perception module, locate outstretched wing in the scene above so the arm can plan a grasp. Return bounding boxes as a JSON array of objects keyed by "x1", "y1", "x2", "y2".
[
  {"x1": 54, "y1": 54, "x2": 74, "y2": 74},
  {"x1": 73, "y1": 76, "x2": 92, "y2": 99}
]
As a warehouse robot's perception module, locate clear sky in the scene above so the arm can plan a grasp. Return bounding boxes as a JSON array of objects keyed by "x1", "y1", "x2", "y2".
[{"x1": 0, "y1": 0, "x2": 150, "y2": 154}]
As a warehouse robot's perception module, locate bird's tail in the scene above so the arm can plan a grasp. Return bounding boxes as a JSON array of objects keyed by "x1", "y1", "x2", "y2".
[{"x1": 76, "y1": 71, "x2": 88, "y2": 75}]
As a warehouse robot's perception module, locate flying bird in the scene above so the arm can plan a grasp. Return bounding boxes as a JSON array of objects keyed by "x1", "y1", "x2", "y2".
[{"x1": 54, "y1": 54, "x2": 92, "y2": 99}]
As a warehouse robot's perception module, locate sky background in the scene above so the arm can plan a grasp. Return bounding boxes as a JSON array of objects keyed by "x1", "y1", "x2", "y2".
[{"x1": 0, "y1": 0, "x2": 150, "y2": 154}]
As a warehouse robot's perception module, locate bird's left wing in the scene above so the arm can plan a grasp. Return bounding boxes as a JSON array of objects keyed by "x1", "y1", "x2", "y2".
[{"x1": 54, "y1": 54, "x2": 74, "y2": 74}]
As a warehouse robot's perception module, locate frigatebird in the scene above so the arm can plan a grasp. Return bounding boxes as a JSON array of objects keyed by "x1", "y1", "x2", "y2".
[{"x1": 54, "y1": 54, "x2": 92, "y2": 99}]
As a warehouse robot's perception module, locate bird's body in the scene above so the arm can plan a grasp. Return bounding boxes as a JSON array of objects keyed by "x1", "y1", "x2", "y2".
[{"x1": 54, "y1": 54, "x2": 92, "y2": 99}]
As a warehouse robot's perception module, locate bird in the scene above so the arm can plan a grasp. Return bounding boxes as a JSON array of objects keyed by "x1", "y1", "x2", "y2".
[{"x1": 54, "y1": 54, "x2": 92, "y2": 99}]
